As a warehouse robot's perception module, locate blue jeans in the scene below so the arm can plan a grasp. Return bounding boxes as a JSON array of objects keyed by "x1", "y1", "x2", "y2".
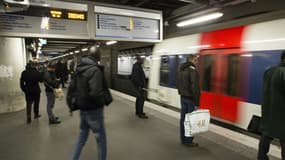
[
  {"x1": 180, "y1": 97, "x2": 196, "y2": 144},
  {"x1": 46, "y1": 91, "x2": 56, "y2": 120},
  {"x1": 71, "y1": 108, "x2": 107, "y2": 160}
]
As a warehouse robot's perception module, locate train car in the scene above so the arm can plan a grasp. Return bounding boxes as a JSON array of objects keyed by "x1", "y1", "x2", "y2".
[{"x1": 148, "y1": 18, "x2": 285, "y2": 130}]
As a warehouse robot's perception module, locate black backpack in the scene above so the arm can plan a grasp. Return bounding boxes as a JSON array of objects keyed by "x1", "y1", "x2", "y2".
[{"x1": 66, "y1": 72, "x2": 90, "y2": 112}]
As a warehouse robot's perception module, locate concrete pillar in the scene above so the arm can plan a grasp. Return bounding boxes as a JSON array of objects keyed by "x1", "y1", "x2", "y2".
[{"x1": 0, "y1": 37, "x2": 26, "y2": 113}]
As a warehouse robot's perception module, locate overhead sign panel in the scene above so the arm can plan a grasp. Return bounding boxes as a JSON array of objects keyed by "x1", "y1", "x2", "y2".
[
  {"x1": 94, "y1": 6, "x2": 162, "y2": 42},
  {"x1": 0, "y1": 0, "x2": 88, "y2": 39}
]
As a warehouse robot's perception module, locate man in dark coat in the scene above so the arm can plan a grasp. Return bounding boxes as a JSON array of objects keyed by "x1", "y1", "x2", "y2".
[
  {"x1": 71, "y1": 46, "x2": 107, "y2": 160},
  {"x1": 258, "y1": 52, "x2": 285, "y2": 160},
  {"x1": 131, "y1": 56, "x2": 148, "y2": 119},
  {"x1": 20, "y1": 62, "x2": 43, "y2": 124},
  {"x1": 43, "y1": 64, "x2": 61, "y2": 124},
  {"x1": 177, "y1": 54, "x2": 200, "y2": 147},
  {"x1": 55, "y1": 60, "x2": 67, "y2": 88}
]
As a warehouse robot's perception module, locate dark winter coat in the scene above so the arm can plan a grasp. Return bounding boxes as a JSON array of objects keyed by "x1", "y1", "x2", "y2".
[
  {"x1": 260, "y1": 63, "x2": 285, "y2": 140},
  {"x1": 131, "y1": 62, "x2": 146, "y2": 88},
  {"x1": 55, "y1": 62, "x2": 68, "y2": 78},
  {"x1": 43, "y1": 70, "x2": 60, "y2": 92},
  {"x1": 20, "y1": 67, "x2": 43, "y2": 94},
  {"x1": 75, "y1": 56, "x2": 105, "y2": 110},
  {"x1": 177, "y1": 62, "x2": 201, "y2": 106}
]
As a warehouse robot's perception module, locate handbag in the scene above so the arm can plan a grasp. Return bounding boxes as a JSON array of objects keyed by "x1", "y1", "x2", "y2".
[
  {"x1": 184, "y1": 109, "x2": 210, "y2": 137},
  {"x1": 53, "y1": 88, "x2": 64, "y2": 99}
]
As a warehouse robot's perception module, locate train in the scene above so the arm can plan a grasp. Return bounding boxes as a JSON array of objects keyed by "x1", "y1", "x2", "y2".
[{"x1": 148, "y1": 18, "x2": 285, "y2": 130}]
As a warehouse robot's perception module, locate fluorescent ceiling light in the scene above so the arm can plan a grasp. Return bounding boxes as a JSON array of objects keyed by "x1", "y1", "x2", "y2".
[
  {"x1": 106, "y1": 41, "x2": 117, "y2": 45},
  {"x1": 75, "y1": 50, "x2": 80, "y2": 53},
  {"x1": 81, "y1": 48, "x2": 88, "y2": 52},
  {"x1": 70, "y1": 52, "x2": 74, "y2": 55},
  {"x1": 177, "y1": 12, "x2": 223, "y2": 27}
]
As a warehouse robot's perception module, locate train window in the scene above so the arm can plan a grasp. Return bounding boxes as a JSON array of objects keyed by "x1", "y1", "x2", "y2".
[
  {"x1": 160, "y1": 56, "x2": 169, "y2": 87},
  {"x1": 226, "y1": 54, "x2": 240, "y2": 96},
  {"x1": 200, "y1": 55, "x2": 213, "y2": 91},
  {"x1": 159, "y1": 55, "x2": 179, "y2": 88},
  {"x1": 178, "y1": 55, "x2": 188, "y2": 65},
  {"x1": 167, "y1": 55, "x2": 178, "y2": 88}
]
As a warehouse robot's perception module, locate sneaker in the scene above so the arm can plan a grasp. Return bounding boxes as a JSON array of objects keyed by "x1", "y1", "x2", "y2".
[
  {"x1": 34, "y1": 115, "x2": 41, "y2": 119},
  {"x1": 182, "y1": 142, "x2": 199, "y2": 147},
  {"x1": 49, "y1": 119, "x2": 61, "y2": 124},
  {"x1": 27, "y1": 117, "x2": 32, "y2": 124}
]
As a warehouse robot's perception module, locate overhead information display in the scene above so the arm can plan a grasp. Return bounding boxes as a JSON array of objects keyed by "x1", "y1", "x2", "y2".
[
  {"x1": 95, "y1": 14, "x2": 160, "y2": 41},
  {"x1": 0, "y1": 1, "x2": 88, "y2": 39}
]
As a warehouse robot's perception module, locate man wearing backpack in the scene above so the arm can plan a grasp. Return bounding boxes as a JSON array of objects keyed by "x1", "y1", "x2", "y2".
[{"x1": 70, "y1": 46, "x2": 107, "y2": 160}]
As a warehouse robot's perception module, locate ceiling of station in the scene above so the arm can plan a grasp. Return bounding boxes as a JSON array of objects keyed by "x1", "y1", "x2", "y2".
[{"x1": 26, "y1": 0, "x2": 285, "y2": 59}]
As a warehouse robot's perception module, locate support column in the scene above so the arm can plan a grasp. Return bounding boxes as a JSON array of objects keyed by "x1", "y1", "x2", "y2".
[{"x1": 0, "y1": 37, "x2": 26, "y2": 113}]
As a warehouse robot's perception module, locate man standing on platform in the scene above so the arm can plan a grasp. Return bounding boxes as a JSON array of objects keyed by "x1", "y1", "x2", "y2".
[
  {"x1": 177, "y1": 54, "x2": 200, "y2": 147},
  {"x1": 258, "y1": 52, "x2": 285, "y2": 160},
  {"x1": 43, "y1": 64, "x2": 61, "y2": 124},
  {"x1": 20, "y1": 62, "x2": 43, "y2": 124},
  {"x1": 131, "y1": 56, "x2": 148, "y2": 119}
]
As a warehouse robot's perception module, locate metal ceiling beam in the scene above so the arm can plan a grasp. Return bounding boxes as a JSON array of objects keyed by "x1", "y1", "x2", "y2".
[
  {"x1": 119, "y1": 0, "x2": 130, "y2": 4},
  {"x1": 134, "y1": 0, "x2": 151, "y2": 7}
]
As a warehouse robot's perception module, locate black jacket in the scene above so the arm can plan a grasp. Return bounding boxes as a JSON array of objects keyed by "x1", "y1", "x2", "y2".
[
  {"x1": 20, "y1": 67, "x2": 43, "y2": 94},
  {"x1": 131, "y1": 62, "x2": 146, "y2": 88},
  {"x1": 177, "y1": 62, "x2": 201, "y2": 106},
  {"x1": 43, "y1": 70, "x2": 60, "y2": 92},
  {"x1": 76, "y1": 57, "x2": 104, "y2": 110}
]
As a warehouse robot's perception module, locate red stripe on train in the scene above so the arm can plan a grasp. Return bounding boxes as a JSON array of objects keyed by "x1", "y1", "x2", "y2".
[{"x1": 200, "y1": 92, "x2": 240, "y2": 122}]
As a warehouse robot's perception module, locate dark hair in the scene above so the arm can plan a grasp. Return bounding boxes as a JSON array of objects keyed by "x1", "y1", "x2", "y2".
[
  {"x1": 282, "y1": 51, "x2": 285, "y2": 61},
  {"x1": 136, "y1": 56, "x2": 141, "y2": 60},
  {"x1": 90, "y1": 47, "x2": 101, "y2": 59}
]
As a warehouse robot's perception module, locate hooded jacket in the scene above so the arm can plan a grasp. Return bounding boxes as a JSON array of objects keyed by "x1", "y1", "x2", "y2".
[
  {"x1": 75, "y1": 56, "x2": 104, "y2": 110},
  {"x1": 177, "y1": 62, "x2": 201, "y2": 106}
]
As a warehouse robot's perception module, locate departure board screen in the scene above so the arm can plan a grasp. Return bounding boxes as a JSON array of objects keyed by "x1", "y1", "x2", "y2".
[
  {"x1": 95, "y1": 14, "x2": 160, "y2": 41},
  {"x1": 0, "y1": 3, "x2": 89, "y2": 39}
]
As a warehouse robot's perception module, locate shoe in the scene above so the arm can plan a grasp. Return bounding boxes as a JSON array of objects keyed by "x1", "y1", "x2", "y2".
[
  {"x1": 27, "y1": 117, "x2": 31, "y2": 124},
  {"x1": 136, "y1": 112, "x2": 146, "y2": 116},
  {"x1": 49, "y1": 119, "x2": 61, "y2": 124},
  {"x1": 137, "y1": 114, "x2": 148, "y2": 119},
  {"x1": 182, "y1": 142, "x2": 199, "y2": 147},
  {"x1": 34, "y1": 115, "x2": 41, "y2": 119}
]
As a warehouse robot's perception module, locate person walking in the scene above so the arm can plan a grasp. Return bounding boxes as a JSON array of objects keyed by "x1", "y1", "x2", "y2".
[
  {"x1": 258, "y1": 52, "x2": 285, "y2": 160},
  {"x1": 177, "y1": 54, "x2": 200, "y2": 147},
  {"x1": 20, "y1": 62, "x2": 43, "y2": 124},
  {"x1": 131, "y1": 56, "x2": 148, "y2": 119},
  {"x1": 43, "y1": 64, "x2": 61, "y2": 124},
  {"x1": 71, "y1": 46, "x2": 107, "y2": 160}
]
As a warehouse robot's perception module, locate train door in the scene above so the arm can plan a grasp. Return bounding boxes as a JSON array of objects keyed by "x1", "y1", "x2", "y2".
[{"x1": 199, "y1": 49, "x2": 245, "y2": 123}]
